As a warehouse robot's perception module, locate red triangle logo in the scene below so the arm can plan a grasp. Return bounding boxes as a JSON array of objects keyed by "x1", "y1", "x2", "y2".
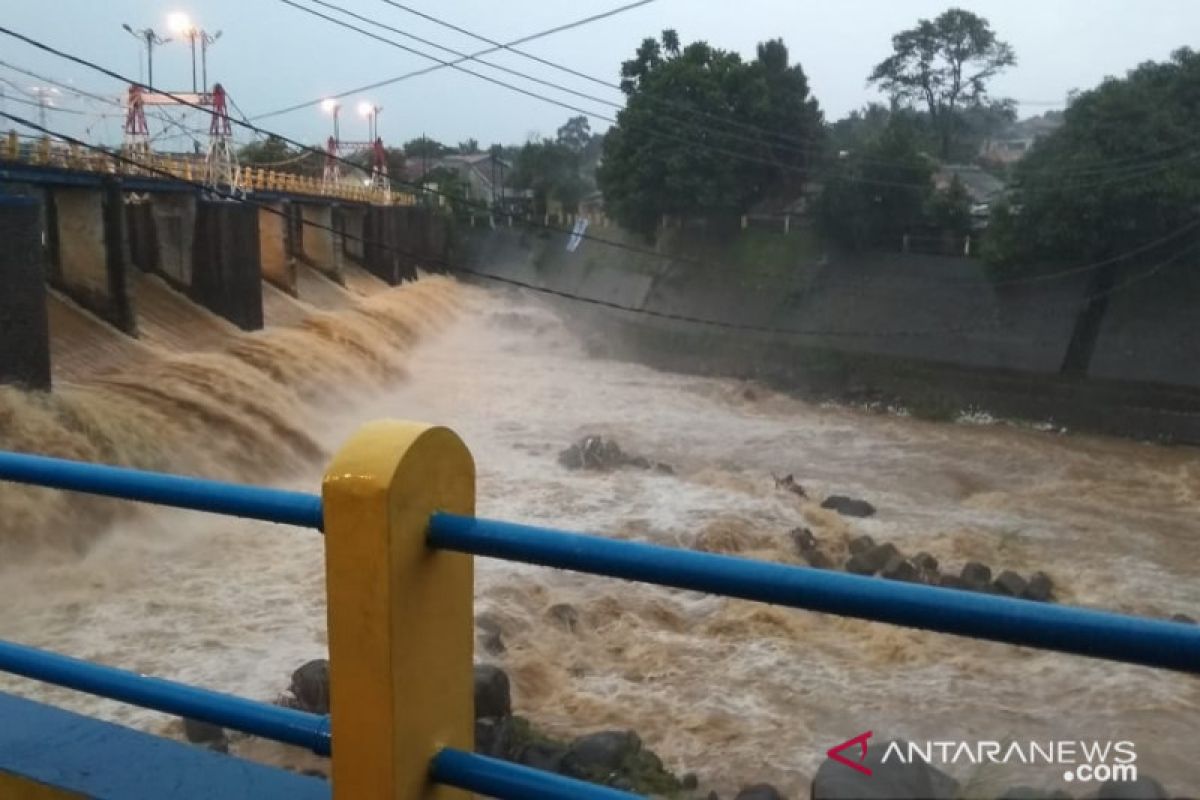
[{"x1": 827, "y1": 731, "x2": 873, "y2": 776}]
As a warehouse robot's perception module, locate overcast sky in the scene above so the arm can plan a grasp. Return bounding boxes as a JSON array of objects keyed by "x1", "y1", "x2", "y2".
[{"x1": 1, "y1": 0, "x2": 1196, "y2": 150}]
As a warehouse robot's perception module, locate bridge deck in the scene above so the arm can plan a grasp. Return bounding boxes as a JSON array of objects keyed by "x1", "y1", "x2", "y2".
[{"x1": 0, "y1": 691, "x2": 330, "y2": 800}]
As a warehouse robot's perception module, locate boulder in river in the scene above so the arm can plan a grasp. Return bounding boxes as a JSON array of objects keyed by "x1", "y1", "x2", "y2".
[
  {"x1": 474, "y1": 664, "x2": 512, "y2": 720},
  {"x1": 879, "y1": 554, "x2": 919, "y2": 583},
  {"x1": 821, "y1": 495, "x2": 877, "y2": 518},
  {"x1": 959, "y1": 561, "x2": 993, "y2": 591},
  {"x1": 812, "y1": 738, "x2": 958, "y2": 799},
  {"x1": 790, "y1": 527, "x2": 818, "y2": 554},
  {"x1": 1022, "y1": 571, "x2": 1054, "y2": 602},
  {"x1": 564, "y1": 730, "x2": 642, "y2": 778},
  {"x1": 993, "y1": 570, "x2": 1028, "y2": 597},
  {"x1": 182, "y1": 717, "x2": 228, "y2": 753},
  {"x1": 290, "y1": 659, "x2": 330, "y2": 715},
  {"x1": 1170, "y1": 613, "x2": 1196, "y2": 624},
  {"x1": 846, "y1": 543, "x2": 900, "y2": 576},
  {"x1": 558, "y1": 436, "x2": 673, "y2": 474},
  {"x1": 848, "y1": 534, "x2": 877, "y2": 556}
]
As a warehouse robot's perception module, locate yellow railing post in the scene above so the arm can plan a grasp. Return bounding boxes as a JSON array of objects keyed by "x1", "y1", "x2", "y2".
[{"x1": 322, "y1": 421, "x2": 475, "y2": 800}]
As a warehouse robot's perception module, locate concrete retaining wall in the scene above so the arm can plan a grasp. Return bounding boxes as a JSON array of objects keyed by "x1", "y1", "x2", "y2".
[
  {"x1": 458, "y1": 225, "x2": 1200, "y2": 441},
  {"x1": 0, "y1": 195, "x2": 51, "y2": 389}
]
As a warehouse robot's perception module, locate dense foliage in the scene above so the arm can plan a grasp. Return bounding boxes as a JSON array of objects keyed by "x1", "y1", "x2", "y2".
[
  {"x1": 597, "y1": 31, "x2": 824, "y2": 236},
  {"x1": 868, "y1": 8, "x2": 1015, "y2": 159},
  {"x1": 817, "y1": 117, "x2": 937, "y2": 249},
  {"x1": 508, "y1": 116, "x2": 602, "y2": 215},
  {"x1": 985, "y1": 47, "x2": 1200, "y2": 273}
]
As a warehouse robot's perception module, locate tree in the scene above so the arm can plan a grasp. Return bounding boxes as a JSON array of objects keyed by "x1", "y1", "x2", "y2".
[
  {"x1": 927, "y1": 174, "x2": 972, "y2": 237},
  {"x1": 599, "y1": 32, "x2": 824, "y2": 236},
  {"x1": 985, "y1": 47, "x2": 1200, "y2": 275},
  {"x1": 457, "y1": 138, "x2": 480, "y2": 154},
  {"x1": 510, "y1": 135, "x2": 588, "y2": 215},
  {"x1": 817, "y1": 116, "x2": 934, "y2": 249},
  {"x1": 868, "y1": 8, "x2": 1015, "y2": 159},
  {"x1": 403, "y1": 137, "x2": 449, "y2": 159},
  {"x1": 556, "y1": 116, "x2": 591, "y2": 155}
]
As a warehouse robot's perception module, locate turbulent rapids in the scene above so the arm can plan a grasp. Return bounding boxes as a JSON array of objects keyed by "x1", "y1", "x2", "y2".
[{"x1": 0, "y1": 274, "x2": 1198, "y2": 796}]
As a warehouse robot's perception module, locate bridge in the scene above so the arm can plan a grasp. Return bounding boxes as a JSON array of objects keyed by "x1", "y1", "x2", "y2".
[{"x1": 0, "y1": 421, "x2": 1196, "y2": 798}]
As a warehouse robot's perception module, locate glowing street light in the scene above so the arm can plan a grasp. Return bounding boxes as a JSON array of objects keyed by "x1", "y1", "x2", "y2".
[
  {"x1": 321, "y1": 98, "x2": 342, "y2": 142},
  {"x1": 358, "y1": 101, "x2": 382, "y2": 142},
  {"x1": 167, "y1": 12, "x2": 194, "y2": 37},
  {"x1": 167, "y1": 12, "x2": 213, "y2": 93}
]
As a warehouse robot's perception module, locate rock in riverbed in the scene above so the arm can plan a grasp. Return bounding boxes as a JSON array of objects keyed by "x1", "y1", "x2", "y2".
[
  {"x1": 820, "y1": 495, "x2": 877, "y2": 518},
  {"x1": 558, "y1": 436, "x2": 673, "y2": 474}
]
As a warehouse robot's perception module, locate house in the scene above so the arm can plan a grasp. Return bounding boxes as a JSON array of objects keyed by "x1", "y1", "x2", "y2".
[
  {"x1": 979, "y1": 111, "x2": 1064, "y2": 165},
  {"x1": 407, "y1": 152, "x2": 511, "y2": 205},
  {"x1": 933, "y1": 164, "x2": 1008, "y2": 227}
]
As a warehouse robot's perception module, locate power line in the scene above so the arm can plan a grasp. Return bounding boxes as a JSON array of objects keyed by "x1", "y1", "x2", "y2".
[
  {"x1": 373, "y1": 0, "x2": 832, "y2": 154},
  {"x1": 0, "y1": 107, "x2": 1007, "y2": 342},
  {"x1": 0, "y1": 59, "x2": 122, "y2": 108},
  {"x1": 0, "y1": 93, "x2": 87, "y2": 115},
  {"x1": 5, "y1": 110, "x2": 1195, "y2": 348},
  {"x1": 319, "y1": 0, "x2": 832, "y2": 163},
  {"x1": 2, "y1": 24, "x2": 1194, "y2": 287},
  {"x1": 251, "y1": 0, "x2": 656, "y2": 121},
  {"x1": 272, "y1": 0, "x2": 1200, "y2": 189},
  {"x1": 370, "y1": 0, "x2": 1200, "y2": 179}
]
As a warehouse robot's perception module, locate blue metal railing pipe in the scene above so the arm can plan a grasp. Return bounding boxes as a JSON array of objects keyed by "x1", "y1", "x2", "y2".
[
  {"x1": 431, "y1": 748, "x2": 638, "y2": 799},
  {"x1": 0, "y1": 639, "x2": 331, "y2": 755},
  {"x1": 429, "y1": 513, "x2": 1200, "y2": 674},
  {"x1": 0, "y1": 452, "x2": 324, "y2": 530}
]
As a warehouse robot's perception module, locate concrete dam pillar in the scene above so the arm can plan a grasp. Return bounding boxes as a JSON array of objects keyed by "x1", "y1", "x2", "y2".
[
  {"x1": 338, "y1": 206, "x2": 366, "y2": 264},
  {"x1": 192, "y1": 200, "x2": 264, "y2": 331},
  {"x1": 45, "y1": 181, "x2": 135, "y2": 333},
  {"x1": 362, "y1": 205, "x2": 396, "y2": 284},
  {"x1": 146, "y1": 194, "x2": 198, "y2": 287},
  {"x1": 297, "y1": 203, "x2": 343, "y2": 282},
  {"x1": 257, "y1": 200, "x2": 296, "y2": 295},
  {"x1": 0, "y1": 195, "x2": 51, "y2": 390}
]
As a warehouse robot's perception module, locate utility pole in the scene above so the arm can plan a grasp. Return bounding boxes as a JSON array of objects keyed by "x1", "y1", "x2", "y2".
[{"x1": 122, "y1": 24, "x2": 170, "y2": 86}]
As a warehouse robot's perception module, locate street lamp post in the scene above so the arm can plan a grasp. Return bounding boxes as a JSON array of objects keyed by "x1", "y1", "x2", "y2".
[
  {"x1": 200, "y1": 30, "x2": 222, "y2": 94},
  {"x1": 357, "y1": 102, "x2": 382, "y2": 142},
  {"x1": 121, "y1": 24, "x2": 171, "y2": 86},
  {"x1": 321, "y1": 98, "x2": 342, "y2": 143}
]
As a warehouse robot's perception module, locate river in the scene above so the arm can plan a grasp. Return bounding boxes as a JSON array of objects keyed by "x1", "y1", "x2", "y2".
[{"x1": 1, "y1": 277, "x2": 1197, "y2": 797}]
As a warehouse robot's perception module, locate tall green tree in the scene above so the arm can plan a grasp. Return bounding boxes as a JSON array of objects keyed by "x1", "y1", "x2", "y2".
[
  {"x1": 868, "y1": 8, "x2": 1015, "y2": 159},
  {"x1": 598, "y1": 31, "x2": 824, "y2": 236},
  {"x1": 555, "y1": 116, "x2": 592, "y2": 155},
  {"x1": 985, "y1": 47, "x2": 1200, "y2": 275}
]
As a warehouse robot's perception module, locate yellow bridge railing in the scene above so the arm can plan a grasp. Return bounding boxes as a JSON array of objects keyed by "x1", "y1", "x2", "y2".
[{"x1": 1, "y1": 131, "x2": 416, "y2": 206}]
